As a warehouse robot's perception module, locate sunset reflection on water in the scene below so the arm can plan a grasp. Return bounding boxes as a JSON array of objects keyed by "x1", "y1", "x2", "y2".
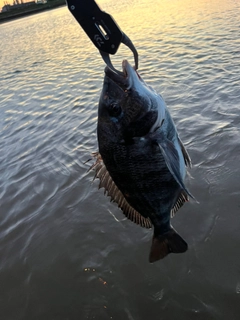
[{"x1": 0, "y1": 0, "x2": 240, "y2": 319}]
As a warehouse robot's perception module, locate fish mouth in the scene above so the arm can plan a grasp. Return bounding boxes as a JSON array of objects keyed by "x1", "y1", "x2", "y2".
[{"x1": 105, "y1": 60, "x2": 143, "y2": 90}]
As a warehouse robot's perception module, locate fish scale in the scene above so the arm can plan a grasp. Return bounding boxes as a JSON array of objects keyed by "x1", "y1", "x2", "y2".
[
  {"x1": 106, "y1": 140, "x2": 179, "y2": 219},
  {"x1": 93, "y1": 60, "x2": 193, "y2": 262}
]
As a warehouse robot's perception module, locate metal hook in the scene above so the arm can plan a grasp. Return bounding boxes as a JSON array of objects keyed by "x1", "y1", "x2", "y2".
[
  {"x1": 99, "y1": 32, "x2": 139, "y2": 74},
  {"x1": 121, "y1": 32, "x2": 139, "y2": 70}
]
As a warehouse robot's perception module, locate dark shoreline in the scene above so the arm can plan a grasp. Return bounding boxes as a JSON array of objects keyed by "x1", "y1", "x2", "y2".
[{"x1": 0, "y1": 2, "x2": 66, "y2": 24}]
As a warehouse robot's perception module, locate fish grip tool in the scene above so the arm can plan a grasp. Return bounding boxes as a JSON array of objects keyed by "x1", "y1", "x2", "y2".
[{"x1": 66, "y1": 0, "x2": 138, "y2": 73}]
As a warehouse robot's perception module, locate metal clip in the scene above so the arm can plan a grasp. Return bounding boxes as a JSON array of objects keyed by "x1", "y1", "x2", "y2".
[{"x1": 66, "y1": 0, "x2": 139, "y2": 73}]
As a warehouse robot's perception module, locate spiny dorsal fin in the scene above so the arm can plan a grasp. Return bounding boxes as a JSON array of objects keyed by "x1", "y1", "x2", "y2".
[
  {"x1": 170, "y1": 191, "x2": 189, "y2": 218},
  {"x1": 89, "y1": 152, "x2": 152, "y2": 229}
]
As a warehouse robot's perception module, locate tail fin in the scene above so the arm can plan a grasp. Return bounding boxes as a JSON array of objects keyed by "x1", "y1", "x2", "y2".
[{"x1": 149, "y1": 228, "x2": 188, "y2": 263}]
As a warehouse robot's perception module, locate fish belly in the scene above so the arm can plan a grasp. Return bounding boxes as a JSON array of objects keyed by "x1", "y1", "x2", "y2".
[{"x1": 99, "y1": 136, "x2": 181, "y2": 224}]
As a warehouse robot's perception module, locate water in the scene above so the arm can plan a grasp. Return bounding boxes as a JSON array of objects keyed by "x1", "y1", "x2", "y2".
[{"x1": 0, "y1": 0, "x2": 240, "y2": 319}]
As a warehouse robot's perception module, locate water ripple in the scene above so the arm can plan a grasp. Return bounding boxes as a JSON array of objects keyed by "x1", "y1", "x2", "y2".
[{"x1": 0, "y1": 1, "x2": 240, "y2": 319}]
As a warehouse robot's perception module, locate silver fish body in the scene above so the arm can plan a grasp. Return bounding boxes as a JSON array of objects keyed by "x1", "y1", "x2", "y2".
[{"x1": 93, "y1": 60, "x2": 193, "y2": 262}]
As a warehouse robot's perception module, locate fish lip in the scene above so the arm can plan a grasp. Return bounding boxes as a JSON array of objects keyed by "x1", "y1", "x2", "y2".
[
  {"x1": 104, "y1": 65, "x2": 128, "y2": 89},
  {"x1": 122, "y1": 59, "x2": 136, "y2": 78},
  {"x1": 104, "y1": 60, "x2": 142, "y2": 90}
]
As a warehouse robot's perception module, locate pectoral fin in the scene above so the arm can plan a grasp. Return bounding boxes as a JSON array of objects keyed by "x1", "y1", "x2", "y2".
[
  {"x1": 157, "y1": 140, "x2": 195, "y2": 200},
  {"x1": 178, "y1": 137, "x2": 192, "y2": 167}
]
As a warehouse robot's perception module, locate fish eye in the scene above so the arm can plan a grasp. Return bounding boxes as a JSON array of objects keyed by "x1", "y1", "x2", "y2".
[{"x1": 109, "y1": 103, "x2": 122, "y2": 117}]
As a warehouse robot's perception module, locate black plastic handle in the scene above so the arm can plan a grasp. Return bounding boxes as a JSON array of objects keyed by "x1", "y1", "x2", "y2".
[{"x1": 66, "y1": 0, "x2": 123, "y2": 54}]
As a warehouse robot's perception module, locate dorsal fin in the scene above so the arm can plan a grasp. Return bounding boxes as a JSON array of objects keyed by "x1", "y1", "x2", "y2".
[
  {"x1": 170, "y1": 191, "x2": 189, "y2": 218},
  {"x1": 89, "y1": 152, "x2": 152, "y2": 229}
]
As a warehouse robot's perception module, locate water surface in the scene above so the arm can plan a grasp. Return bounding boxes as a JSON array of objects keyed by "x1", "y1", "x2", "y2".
[{"x1": 0, "y1": 0, "x2": 240, "y2": 319}]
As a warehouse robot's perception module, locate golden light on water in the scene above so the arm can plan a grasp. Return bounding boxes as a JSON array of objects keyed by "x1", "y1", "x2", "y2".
[{"x1": 1, "y1": 0, "x2": 240, "y2": 317}]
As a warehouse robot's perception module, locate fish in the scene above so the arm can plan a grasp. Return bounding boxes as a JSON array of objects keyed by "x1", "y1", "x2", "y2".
[{"x1": 91, "y1": 60, "x2": 194, "y2": 262}]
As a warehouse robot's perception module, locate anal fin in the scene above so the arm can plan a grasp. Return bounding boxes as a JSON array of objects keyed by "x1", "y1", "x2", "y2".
[{"x1": 170, "y1": 190, "x2": 189, "y2": 218}]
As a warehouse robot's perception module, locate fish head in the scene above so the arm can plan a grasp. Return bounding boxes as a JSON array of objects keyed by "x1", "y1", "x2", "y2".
[{"x1": 98, "y1": 60, "x2": 166, "y2": 141}]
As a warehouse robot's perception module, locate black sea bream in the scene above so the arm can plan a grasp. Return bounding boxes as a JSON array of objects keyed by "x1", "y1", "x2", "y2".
[{"x1": 92, "y1": 60, "x2": 194, "y2": 262}]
